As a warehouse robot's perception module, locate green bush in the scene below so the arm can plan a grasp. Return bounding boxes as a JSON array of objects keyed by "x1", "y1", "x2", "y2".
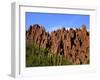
[{"x1": 26, "y1": 42, "x2": 72, "y2": 67}]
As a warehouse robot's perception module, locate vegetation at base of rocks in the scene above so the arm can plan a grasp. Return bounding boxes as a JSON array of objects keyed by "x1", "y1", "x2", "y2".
[{"x1": 26, "y1": 42, "x2": 72, "y2": 67}]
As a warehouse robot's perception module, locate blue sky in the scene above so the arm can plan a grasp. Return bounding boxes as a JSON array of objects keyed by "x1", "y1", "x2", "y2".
[{"x1": 25, "y1": 12, "x2": 90, "y2": 32}]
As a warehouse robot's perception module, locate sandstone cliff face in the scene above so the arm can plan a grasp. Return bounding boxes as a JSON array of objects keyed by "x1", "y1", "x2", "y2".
[{"x1": 26, "y1": 24, "x2": 89, "y2": 64}]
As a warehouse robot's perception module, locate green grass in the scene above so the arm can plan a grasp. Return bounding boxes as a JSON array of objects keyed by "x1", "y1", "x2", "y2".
[{"x1": 26, "y1": 42, "x2": 72, "y2": 67}]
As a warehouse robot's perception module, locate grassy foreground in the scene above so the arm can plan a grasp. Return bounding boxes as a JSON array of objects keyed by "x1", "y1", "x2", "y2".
[{"x1": 26, "y1": 43, "x2": 72, "y2": 67}]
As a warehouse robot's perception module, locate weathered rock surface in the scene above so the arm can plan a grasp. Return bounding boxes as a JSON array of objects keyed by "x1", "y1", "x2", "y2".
[{"x1": 26, "y1": 24, "x2": 90, "y2": 64}]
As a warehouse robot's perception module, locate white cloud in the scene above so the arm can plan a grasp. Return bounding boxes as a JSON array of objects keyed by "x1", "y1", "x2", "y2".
[
  {"x1": 49, "y1": 26, "x2": 62, "y2": 32},
  {"x1": 48, "y1": 26, "x2": 77, "y2": 32}
]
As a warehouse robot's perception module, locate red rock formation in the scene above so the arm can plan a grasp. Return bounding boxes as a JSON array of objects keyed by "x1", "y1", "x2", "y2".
[{"x1": 26, "y1": 24, "x2": 90, "y2": 64}]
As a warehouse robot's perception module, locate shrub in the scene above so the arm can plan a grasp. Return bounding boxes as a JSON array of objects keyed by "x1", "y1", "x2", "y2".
[{"x1": 26, "y1": 42, "x2": 72, "y2": 67}]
